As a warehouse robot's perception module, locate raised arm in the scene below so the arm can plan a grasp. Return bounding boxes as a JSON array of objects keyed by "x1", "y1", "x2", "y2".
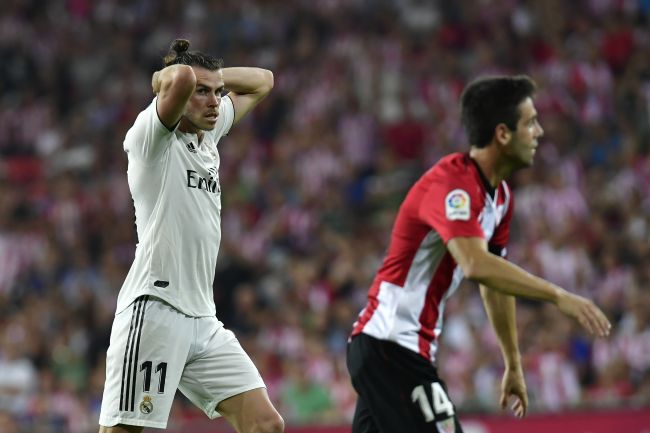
[
  {"x1": 447, "y1": 236, "x2": 611, "y2": 337},
  {"x1": 152, "y1": 64, "x2": 197, "y2": 130},
  {"x1": 222, "y1": 67, "x2": 274, "y2": 125}
]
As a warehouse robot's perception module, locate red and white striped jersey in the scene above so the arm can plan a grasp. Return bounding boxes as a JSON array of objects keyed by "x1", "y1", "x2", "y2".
[{"x1": 351, "y1": 152, "x2": 513, "y2": 362}]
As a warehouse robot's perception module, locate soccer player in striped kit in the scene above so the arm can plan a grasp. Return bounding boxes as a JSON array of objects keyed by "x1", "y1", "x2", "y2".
[
  {"x1": 347, "y1": 75, "x2": 612, "y2": 433},
  {"x1": 98, "y1": 39, "x2": 283, "y2": 433}
]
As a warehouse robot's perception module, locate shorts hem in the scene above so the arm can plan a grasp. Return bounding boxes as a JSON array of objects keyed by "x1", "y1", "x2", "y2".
[
  {"x1": 207, "y1": 384, "x2": 267, "y2": 419},
  {"x1": 99, "y1": 416, "x2": 168, "y2": 429}
]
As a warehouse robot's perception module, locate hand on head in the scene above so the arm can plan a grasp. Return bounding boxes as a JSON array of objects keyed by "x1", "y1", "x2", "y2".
[{"x1": 152, "y1": 71, "x2": 162, "y2": 94}]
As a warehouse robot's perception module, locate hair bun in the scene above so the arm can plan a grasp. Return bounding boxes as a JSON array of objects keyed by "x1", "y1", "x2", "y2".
[
  {"x1": 163, "y1": 39, "x2": 191, "y2": 66},
  {"x1": 171, "y1": 39, "x2": 190, "y2": 54}
]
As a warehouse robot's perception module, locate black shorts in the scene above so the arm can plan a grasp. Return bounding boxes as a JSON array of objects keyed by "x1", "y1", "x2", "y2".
[{"x1": 347, "y1": 333, "x2": 463, "y2": 433}]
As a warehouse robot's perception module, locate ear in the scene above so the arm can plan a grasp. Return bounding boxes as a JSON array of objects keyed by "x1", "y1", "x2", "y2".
[{"x1": 495, "y1": 123, "x2": 512, "y2": 146}]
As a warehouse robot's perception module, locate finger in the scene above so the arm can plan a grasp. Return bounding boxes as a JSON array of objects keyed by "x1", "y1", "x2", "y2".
[
  {"x1": 583, "y1": 311, "x2": 599, "y2": 336},
  {"x1": 511, "y1": 400, "x2": 520, "y2": 412},
  {"x1": 511, "y1": 400, "x2": 523, "y2": 418},
  {"x1": 500, "y1": 391, "x2": 507, "y2": 409},
  {"x1": 593, "y1": 313, "x2": 610, "y2": 337},
  {"x1": 511, "y1": 390, "x2": 528, "y2": 417},
  {"x1": 517, "y1": 398, "x2": 527, "y2": 417},
  {"x1": 579, "y1": 299, "x2": 611, "y2": 337},
  {"x1": 583, "y1": 307, "x2": 606, "y2": 337},
  {"x1": 586, "y1": 305, "x2": 611, "y2": 337},
  {"x1": 519, "y1": 392, "x2": 528, "y2": 416},
  {"x1": 578, "y1": 313, "x2": 596, "y2": 336},
  {"x1": 595, "y1": 309, "x2": 612, "y2": 337},
  {"x1": 517, "y1": 404, "x2": 525, "y2": 418}
]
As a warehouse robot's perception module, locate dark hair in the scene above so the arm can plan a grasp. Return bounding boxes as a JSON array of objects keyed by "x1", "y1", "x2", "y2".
[
  {"x1": 163, "y1": 39, "x2": 223, "y2": 70},
  {"x1": 460, "y1": 75, "x2": 537, "y2": 148}
]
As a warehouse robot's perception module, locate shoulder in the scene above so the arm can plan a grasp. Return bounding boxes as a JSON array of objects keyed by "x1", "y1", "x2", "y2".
[
  {"x1": 427, "y1": 152, "x2": 475, "y2": 181},
  {"x1": 418, "y1": 153, "x2": 484, "y2": 211},
  {"x1": 126, "y1": 98, "x2": 168, "y2": 134},
  {"x1": 123, "y1": 97, "x2": 176, "y2": 161}
]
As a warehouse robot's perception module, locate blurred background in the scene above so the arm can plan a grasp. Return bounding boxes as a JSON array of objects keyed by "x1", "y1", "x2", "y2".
[{"x1": 1, "y1": 0, "x2": 649, "y2": 432}]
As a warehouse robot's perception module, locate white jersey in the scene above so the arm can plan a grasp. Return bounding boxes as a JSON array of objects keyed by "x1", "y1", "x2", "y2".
[{"x1": 116, "y1": 96, "x2": 235, "y2": 317}]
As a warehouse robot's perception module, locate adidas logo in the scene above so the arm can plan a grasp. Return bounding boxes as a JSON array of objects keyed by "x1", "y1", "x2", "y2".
[{"x1": 186, "y1": 142, "x2": 197, "y2": 153}]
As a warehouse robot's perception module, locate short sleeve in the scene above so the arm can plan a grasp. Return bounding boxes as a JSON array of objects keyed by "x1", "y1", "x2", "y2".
[
  {"x1": 123, "y1": 97, "x2": 174, "y2": 163},
  {"x1": 419, "y1": 172, "x2": 485, "y2": 244},
  {"x1": 208, "y1": 95, "x2": 235, "y2": 143}
]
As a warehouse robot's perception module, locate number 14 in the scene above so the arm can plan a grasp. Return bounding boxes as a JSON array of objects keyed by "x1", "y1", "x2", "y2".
[{"x1": 411, "y1": 383, "x2": 455, "y2": 422}]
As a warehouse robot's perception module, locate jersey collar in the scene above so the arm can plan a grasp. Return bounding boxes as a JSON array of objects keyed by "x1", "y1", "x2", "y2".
[{"x1": 467, "y1": 155, "x2": 496, "y2": 199}]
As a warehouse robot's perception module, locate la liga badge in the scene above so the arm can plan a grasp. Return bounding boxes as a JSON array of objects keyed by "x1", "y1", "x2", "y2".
[{"x1": 445, "y1": 189, "x2": 470, "y2": 221}]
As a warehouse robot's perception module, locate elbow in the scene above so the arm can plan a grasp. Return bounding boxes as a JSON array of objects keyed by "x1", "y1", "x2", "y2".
[
  {"x1": 172, "y1": 65, "x2": 196, "y2": 91},
  {"x1": 261, "y1": 69, "x2": 274, "y2": 93},
  {"x1": 460, "y1": 261, "x2": 479, "y2": 281},
  {"x1": 161, "y1": 65, "x2": 196, "y2": 98},
  {"x1": 459, "y1": 256, "x2": 489, "y2": 282}
]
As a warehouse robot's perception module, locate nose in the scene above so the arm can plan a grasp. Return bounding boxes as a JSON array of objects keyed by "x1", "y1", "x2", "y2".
[
  {"x1": 536, "y1": 121, "x2": 544, "y2": 138},
  {"x1": 208, "y1": 93, "x2": 220, "y2": 108}
]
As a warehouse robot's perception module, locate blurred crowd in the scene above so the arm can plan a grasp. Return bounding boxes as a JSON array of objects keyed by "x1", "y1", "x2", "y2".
[{"x1": 1, "y1": 0, "x2": 650, "y2": 432}]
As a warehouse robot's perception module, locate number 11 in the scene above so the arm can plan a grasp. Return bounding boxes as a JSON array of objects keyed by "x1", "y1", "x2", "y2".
[{"x1": 140, "y1": 361, "x2": 168, "y2": 393}]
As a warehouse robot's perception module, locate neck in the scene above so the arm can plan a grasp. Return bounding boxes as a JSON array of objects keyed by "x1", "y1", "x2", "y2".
[
  {"x1": 179, "y1": 118, "x2": 205, "y2": 143},
  {"x1": 468, "y1": 145, "x2": 514, "y2": 187}
]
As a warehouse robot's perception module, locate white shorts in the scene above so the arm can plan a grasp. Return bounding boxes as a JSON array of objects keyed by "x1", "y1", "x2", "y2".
[{"x1": 99, "y1": 296, "x2": 265, "y2": 429}]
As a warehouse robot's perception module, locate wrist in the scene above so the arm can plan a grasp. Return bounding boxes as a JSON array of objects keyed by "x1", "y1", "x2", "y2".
[
  {"x1": 552, "y1": 285, "x2": 567, "y2": 305},
  {"x1": 504, "y1": 355, "x2": 522, "y2": 370}
]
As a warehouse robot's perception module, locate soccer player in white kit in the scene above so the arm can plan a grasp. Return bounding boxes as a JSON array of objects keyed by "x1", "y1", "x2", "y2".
[{"x1": 98, "y1": 39, "x2": 283, "y2": 433}]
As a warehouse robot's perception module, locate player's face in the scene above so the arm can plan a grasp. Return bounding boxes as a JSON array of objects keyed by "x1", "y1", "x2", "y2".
[
  {"x1": 184, "y1": 67, "x2": 225, "y2": 131},
  {"x1": 506, "y1": 97, "x2": 544, "y2": 167}
]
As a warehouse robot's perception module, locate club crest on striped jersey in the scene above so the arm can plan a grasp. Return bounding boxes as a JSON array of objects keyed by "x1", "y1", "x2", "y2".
[
  {"x1": 436, "y1": 417, "x2": 456, "y2": 433},
  {"x1": 445, "y1": 189, "x2": 470, "y2": 221}
]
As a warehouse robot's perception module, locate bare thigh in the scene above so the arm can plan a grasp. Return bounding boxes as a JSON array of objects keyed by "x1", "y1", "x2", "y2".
[{"x1": 217, "y1": 387, "x2": 283, "y2": 433}]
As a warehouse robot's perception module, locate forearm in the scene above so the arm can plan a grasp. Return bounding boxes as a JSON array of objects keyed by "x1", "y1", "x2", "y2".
[
  {"x1": 221, "y1": 67, "x2": 274, "y2": 96},
  {"x1": 448, "y1": 237, "x2": 611, "y2": 338},
  {"x1": 466, "y1": 253, "x2": 564, "y2": 304},
  {"x1": 480, "y1": 285, "x2": 520, "y2": 368}
]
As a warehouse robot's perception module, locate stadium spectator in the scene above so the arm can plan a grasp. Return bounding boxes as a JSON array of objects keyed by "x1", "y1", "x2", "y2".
[{"x1": 0, "y1": 0, "x2": 649, "y2": 431}]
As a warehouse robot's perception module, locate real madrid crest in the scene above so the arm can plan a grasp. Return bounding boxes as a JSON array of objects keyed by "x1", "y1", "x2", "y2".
[{"x1": 140, "y1": 395, "x2": 153, "y2": 414}]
